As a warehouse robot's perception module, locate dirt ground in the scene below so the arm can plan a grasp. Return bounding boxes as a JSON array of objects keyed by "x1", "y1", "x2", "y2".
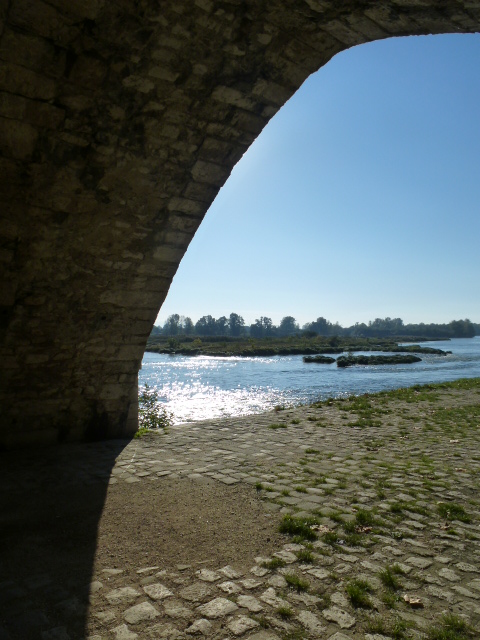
[{"x1": 93, "y1": 476, "x2": 285, "y2": 573}]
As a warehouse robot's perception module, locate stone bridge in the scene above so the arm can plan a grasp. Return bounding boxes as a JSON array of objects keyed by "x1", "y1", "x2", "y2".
[{"x1": 0, "y1": 0, "x2": 478, "y2": 448}]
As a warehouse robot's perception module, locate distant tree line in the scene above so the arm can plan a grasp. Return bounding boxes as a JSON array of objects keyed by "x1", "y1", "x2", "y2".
[{"x1": 151, "y1": 314, "x2": 478, "y2": 339}]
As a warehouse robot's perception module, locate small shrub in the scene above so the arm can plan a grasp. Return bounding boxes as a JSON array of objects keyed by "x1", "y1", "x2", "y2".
[{"x1": 137, "y1": 383, "x2": 172, "y2": 435}]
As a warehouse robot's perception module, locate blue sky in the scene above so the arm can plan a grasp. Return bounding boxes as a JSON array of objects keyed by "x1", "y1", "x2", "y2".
[{"x1": 157, "y1": 33, "x2": 480, "y2": 328}]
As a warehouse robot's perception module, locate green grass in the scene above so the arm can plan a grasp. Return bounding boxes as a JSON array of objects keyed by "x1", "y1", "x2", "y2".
[
  {"x1": 323, "y1": 531, "x2": 339, "y2": 546},
  {"x1": 279, "y1": 515, "x2": 318, "y2": 541},
  {"x1": 261, "y1": 557, "x2": 287, "y2": 570},
  {"x1": 285, "y1": 573, "x2": 309, "y2": 592},
  {"x1": 437, "y1": 502, "x2": 472, "y2": 523},
  {"x1": 276, "y1": 605, "x2": 294, "y2": 619},
  {"x1": 346, "y1": 578, "x2": 373, "y2": 608},
  {"x1": 379, "y1": 564, "x2": 404, "y2": 590},
  {"x1": 305, "y1": 448, "x2": 319, "y2": 454},
  {"x1": 366, "y1": 615, "x2": 409, "y2": 639},
  {"x1": 269, "y1": 423, "x2": 287, "y2": 430},
  {"x1": 296, "y1": 549, "x2": 315, "y2": 563},
  {"x1": 427, "y1": 613, "x2": 475, "y2": 639}
]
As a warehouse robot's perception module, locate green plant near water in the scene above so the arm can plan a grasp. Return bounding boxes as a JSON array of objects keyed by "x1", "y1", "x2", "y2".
[{"x1": 135, "y1": 383, "x2": 172, "y2": 437}]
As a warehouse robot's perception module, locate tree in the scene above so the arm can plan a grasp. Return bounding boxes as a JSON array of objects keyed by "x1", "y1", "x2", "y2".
[
  {"x1": 278, "y1": 316, "x2": 298, "y2": 336},
  {"x1": 250, "y1": 317, "x2": 274, "y2": 338},
  {"x1": 195, "y1": 315, "x2": 216, "y2": 336},
  {"x1": 183, "y1": 317, "x2": 194, "y2": 334},
  {"x1": 229, "y1": 313, "x2": 245, "y2": 336},
  {"x1": 163, "y1": 313, "x2": 181, "y2": 335},
  {"x1": 215, "y1": 316, "x2": 229, "y2": 335}
]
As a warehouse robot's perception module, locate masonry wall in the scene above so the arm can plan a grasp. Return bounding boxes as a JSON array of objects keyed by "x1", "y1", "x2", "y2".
[{"x1": 0, "y1": 0, "x2": 478, "y2": 448}]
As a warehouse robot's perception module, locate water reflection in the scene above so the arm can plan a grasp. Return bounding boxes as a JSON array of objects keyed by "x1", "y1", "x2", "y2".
[{"x1": 139, "y1": 338, "x2": 480, "y2": 424}]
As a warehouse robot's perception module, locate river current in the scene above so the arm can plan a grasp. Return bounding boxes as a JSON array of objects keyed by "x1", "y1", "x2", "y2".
[{"x1": 139, "y1": 337, "x2": 480, "y2": 425}]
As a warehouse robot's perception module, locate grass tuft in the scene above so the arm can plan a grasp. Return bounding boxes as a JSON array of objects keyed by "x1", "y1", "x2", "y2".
[
  {"x1": 285, "y1": 573, "x2": 309, "y2": 592},
  {"x1": 346, "y1": 579, "x2": 373, "y2": 608}
]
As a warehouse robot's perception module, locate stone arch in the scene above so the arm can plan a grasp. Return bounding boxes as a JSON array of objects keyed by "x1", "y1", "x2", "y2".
[{"x1": 0, "y1": 1, "x2": 478, "y2": 447}]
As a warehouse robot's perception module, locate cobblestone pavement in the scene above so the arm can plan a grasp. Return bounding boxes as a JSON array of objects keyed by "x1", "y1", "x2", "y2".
[{"x1": 1, "y1": 381, "x2": 480, "y2": 639}]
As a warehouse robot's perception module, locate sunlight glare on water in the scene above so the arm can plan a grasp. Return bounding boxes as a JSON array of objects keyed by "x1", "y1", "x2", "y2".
[{"x1": 139, "y1": 338, "x2": 480, "y2": 425}]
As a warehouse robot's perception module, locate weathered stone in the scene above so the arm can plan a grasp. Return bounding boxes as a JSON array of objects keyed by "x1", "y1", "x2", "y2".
[
  {"x1": 322, "y1": 606, "x2": 356, "y2": 629},
  {"x1": 105, "y1": 587, "x2": 140, "y2": 605},
  {"x1": 185, "y1": 618, "x2": 212, "y2": 635},
  {"x1": 143, "y1": 583, "x2": 174, "y2": 600},
  {"x1": 111, "y1": 624, "x2": 138, "y2": 640},
  {"x1": 178, "y1": 583, "x2": 212, "y2": 602},
  {"x1": 296, "y1": 610, "x2": 326, "y2": 634},
  {"x1": 227, "y1": 615, "x2": 260, "y2": 636},
  {"x1": 237, "y1": 595, "x2": 263, "y2": 613},
  {"x1": 123, "y1": 601, "x2": 160, "y2": 625},
  {"x1": 196, "y1": 597, "x2": 238, "y2": 618}
]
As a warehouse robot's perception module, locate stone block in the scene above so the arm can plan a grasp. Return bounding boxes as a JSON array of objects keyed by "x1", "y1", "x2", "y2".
[{"x1": 0, "y1": 117, "x2": 38, "y2": 160}]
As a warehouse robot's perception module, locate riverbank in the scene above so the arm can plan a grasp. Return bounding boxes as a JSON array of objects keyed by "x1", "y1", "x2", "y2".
[{"x1": 1, "y1": 378, "x2": 479, "y2": 639}]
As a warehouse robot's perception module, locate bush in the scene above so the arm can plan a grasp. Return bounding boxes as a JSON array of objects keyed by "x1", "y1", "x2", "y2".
[{"x1": 137, "y1": 383, "x2": 172, "y2": 435}]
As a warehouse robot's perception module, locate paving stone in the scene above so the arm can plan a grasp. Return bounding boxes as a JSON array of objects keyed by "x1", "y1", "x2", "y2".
[
  {"x1": 328, "y1": 633, "x2": 353, "y2": 640},
  {"x1": 105, "y1": 587, "x2": 141, "y2": 605},
  {"x1": 306, "y1": 567, "x2": 330, "y2": 580},
  {"x1": 178, "y1": 583, "x2": 212, "y2": 602},
  {"x1": 405, "y1": 557, "x2": 433, "y2": 569},
  {"x1": 197, "y1": 597, "x2": 238, "y2": 618},
  {"x1": 218, "y1": 581, "x2": 241, "y2": 594},
  {"x1": 456, "y1": 562, "x2": 479, "y2": 573},
  {"x1": 93, "y1": 610, "x2": 116, "y2": 624},
  {"x1": 273, "y1": 550, "x2": 297, "y2": 564},
  {"x1": 124, "y1": 601, "x2": 160, "y2": 625},
  {"x1": 467, "y1": 579, "x2": 480, "y2": 592},
  {"x1": 259, "y1": 588, "x2": 289, "y2": 609},
  {"x1": 218, "y1": 565, "x2": 242, "y2": 579},
  {"x1": 111, "y1": 624, "x2": 138, "y2": 640},
  {"x1": 146, "y1": 622, "x2": 185, "y2": 639},
  {"x1": 185, "y1": 618, "x2": 212, "y2": 635},
  {"x1": 195, "y1": 569, "x2": 220, "y2": 582},
  {"x1": 267, "y1": 575, "x2": 287, "y2": 588},
  {"x1": 163, "y1": 599, "x2": 194, "y2": 619},
  {"x1": 227, "y1": 615, "x2": 260, "y2": 636},
  {"x1": 247, "y1": 632, "x2": 280, "y2": 640},
  {"x1": 322, "y1": 606, "x2": 356, "y2": 629},
  {"x1": 239, "y1": 579, "x2": 263, "y2": 590},
  {"x1": 297, "y1": 609, "x2": 326, "y2": 633},
  {"x1": 250, "y1": 566, "x2": 269, "y2": 577},
  {"x1": 143, "y1": 583, "x2": 174, "y2": 600},
  {"x1": 438, "y1": 568, "x2": 461, "y2": 582},
  {"x1": 237, "y1": 595, "x2": 263, "y2": 613}
]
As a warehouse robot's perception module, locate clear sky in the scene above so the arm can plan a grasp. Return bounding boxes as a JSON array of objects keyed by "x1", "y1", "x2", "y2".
[{"x1": 157, "y1": 33, "x2": 480, "y2": 329}]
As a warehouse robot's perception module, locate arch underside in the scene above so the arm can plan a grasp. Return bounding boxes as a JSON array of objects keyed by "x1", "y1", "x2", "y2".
[{"x1": 0, "y1": 0, "x2": 478, "y2": 447}]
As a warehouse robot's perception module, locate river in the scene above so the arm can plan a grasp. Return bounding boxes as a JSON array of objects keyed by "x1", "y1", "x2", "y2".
[{"x1": 139, "y1": 337, "x2": 480, "y2": 424}]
